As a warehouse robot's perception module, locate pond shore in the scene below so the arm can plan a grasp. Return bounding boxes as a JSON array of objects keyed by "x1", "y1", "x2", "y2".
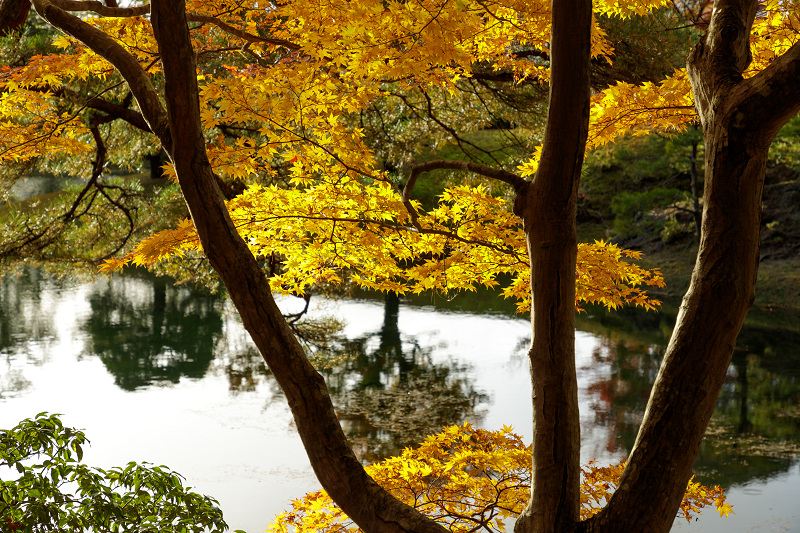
[{"x1": 637, "y1": 245, "x2": 800, "y2": 314}]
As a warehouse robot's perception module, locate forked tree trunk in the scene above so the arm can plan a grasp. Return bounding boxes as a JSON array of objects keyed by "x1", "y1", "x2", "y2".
[
  {"x1": 512, "y1": 0, "x2": 592, "y2": 531},
  {"x1": 584, "y1": 1, "x2": 800, "y2": 532}
]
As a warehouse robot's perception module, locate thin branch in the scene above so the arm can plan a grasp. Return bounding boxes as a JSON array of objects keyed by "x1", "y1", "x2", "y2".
[
  {"x1": 402, "y1": 159, "x2": 525, "y2": 230},
  {"x1": 31, "y1": 0, "x2": 172, "y2": 151},
  {"x1": 187, "y1": 13, "x2": 301, "y2": 50},
  {"x1": 405, "y1": 159, "x2": 525, "y2": 199},
  {"x1": 420, "y1": 88, "x2": 503, "y2": 166},
  {"x1": 49, "y1": 0, "x2": 149, "y2": 17},
  {"x1": 84, "y1": 95, "x2": 150, "y2": 131},
  {"x1": 64, "y1": 125, "x2": 105, "y2": 222},
  {"x1": 238, "y1": 212, "x2": 526, "y2": 262}
]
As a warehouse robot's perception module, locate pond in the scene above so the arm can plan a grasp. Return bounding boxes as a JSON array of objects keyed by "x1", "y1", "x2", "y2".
[{"x1": 1, "y1": 268, "x2": 799, "y2": 532}]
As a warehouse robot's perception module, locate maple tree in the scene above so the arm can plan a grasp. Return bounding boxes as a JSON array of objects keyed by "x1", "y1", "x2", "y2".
[
  {"x1": 269, "y1": 424, "x2": 732, "y2": 533},
  {"x1": 0, "y1": 0, "x2": 798, "y2": 532}
]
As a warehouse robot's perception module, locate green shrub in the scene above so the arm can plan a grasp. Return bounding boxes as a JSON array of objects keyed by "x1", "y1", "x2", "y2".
[{"x1": 1, "y1": 414, "x2": 232, "y2": 533}]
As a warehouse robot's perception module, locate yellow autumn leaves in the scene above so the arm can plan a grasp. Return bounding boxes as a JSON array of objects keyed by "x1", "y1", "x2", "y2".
[
  {"x1": 268, "y1": 424, "x2": 731, "y2": 533},
  {"x1": 7, "y1": 0, "x2": 798, "y2": 310},
  {"x1": 102, "y1": 177, "x2": 665, "y2": 312}
]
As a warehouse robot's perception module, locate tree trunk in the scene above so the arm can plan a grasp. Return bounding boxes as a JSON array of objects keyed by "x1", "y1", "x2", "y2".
[
  {"x1": 146, "y1": 2, "x2": 448, "y2": 533},
  {"x1": 512, "y1": 0, "x2": 592, "y2": 531},
  {"x1": 0, "y1": 0, "x2": 30, "y2": 35},
  {"x1": 688, "y1": 132, "x2": 702, "y2": 242},
  {"x1": 584, "y1": 1, "x2": 800, "y2": 531}
]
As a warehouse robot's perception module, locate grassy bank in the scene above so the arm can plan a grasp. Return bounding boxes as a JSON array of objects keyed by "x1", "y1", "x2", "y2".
[{"x1": 637, "y1": 245, "x2": 800, "y2": 312}]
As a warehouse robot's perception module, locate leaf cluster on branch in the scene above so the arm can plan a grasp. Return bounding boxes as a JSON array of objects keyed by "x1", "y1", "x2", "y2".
[
  {"x1": 0, "y1": 0, "x2": 713, "y2": 306},
  {"x1": 268, "y1": 423, "x2": 732, "y2": 533}
]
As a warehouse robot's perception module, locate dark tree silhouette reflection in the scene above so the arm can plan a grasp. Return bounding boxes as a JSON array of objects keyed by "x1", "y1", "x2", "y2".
[
  {"x1": 326, "y1": 293, "x2": 488, "y2": 462},
  {"x1": 83, "y1": 274, "x2": 223, "y2": 390},
  {"x1": 217, "y1": 293, "x2": 488, "y2": 462}
]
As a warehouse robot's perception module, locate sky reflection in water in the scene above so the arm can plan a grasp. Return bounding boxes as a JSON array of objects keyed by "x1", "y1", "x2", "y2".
[{"x1": 1, "y1": 269, "x2": 798, "y2": 533}]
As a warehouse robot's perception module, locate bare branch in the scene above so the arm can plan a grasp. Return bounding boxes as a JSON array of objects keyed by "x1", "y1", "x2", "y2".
[
  {"x1": 50, "y1": 0, "x2": 148, "y2": 17},
  {"x1": 64, "y1": 125, "x2": 106, "y2": 222},
  {"x1": 84, "y1": 95, "x2": 151, "y2": 131},
  {"x1": 404, "y1": 159, "x2": 525, "y2": 201},
  {"x1": 402, "y1": 159, "x2": 525, "y2": 231}
]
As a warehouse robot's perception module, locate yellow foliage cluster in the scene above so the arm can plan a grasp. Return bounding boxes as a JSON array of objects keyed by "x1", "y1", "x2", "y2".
[
  {"x1": 101, "y1": 178, "x2": 664, "y2": 312},
  {"x1": 1, "y1": 0, "x2": 796, "y2": 167},
  {"x1": 6, "y1": 0, "x2": 797, "y2": 308},
  {"x1": 268, "y1": 424, "x2": 731, "y2": 533},
  {"x1": 588, "y1": 69, "x2": 695, "y2": 149}
]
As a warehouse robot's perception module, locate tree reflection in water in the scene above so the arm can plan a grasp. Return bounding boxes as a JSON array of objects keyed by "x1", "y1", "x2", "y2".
[
  {"x1": 0, "y1": 268, "x2": 59, "y2": 398},
  {"x1": 577, "y1": 303, "x2": 800, "y2": 489},
  {"x1": 217, "y1": 292, "x2": 488, "y2": 462},
  {"x1": 7, "y1": 267, "x2": 797, "y2": 485},
  {"x1": 83, "y1": 274, "x2": 223, "y2": 390},
  {"x1": 328, "y1": 293, "x2": 488, "y2": 462},
  {"x1": 583, "y1": 335, "x2": 664, "y2": 455}
]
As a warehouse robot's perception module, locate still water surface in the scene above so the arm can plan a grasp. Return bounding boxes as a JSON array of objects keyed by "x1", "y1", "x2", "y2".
[{"x1": 1, "y1": 269, "x2": 798, "y2": 532}]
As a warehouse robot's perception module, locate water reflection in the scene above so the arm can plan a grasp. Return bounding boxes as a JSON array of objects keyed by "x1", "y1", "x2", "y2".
[
  {"x1": 213, "y1": 292, "x2": 489, "y2": 461},
  {"x1": 2, "y1": 269, "x2": 800, "y2": 532},
  {"x1": 0, "y1": 268, "x2": 57, "y2": 354},
  {"x1": 0, "y1": 268, "x2": 60, "y2": 397},
  {"x1": 327, "y1": 293, "x2": 488, "y2": 461},
  {"x1": 577, "y1": 304, "x2": 800, "y2": 488},
  {"x1": 582, "y1": 335, "x2": 664, "y2": 455},
  {"x1": 83, "y1": 274, "x2": 224, "y2": 390}
]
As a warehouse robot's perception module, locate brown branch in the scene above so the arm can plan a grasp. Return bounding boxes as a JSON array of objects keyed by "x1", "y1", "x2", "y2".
[
  {"x1": 49, "y1": 0, "x2": 148, "y2": 17},
  {"x1": 64, "y1": 125, "x2": 105, "y2": 222},
  {"x1": 734, "y1": 40, "x2": 800, "y2": 141},
  {"x1": 18, "y1": 82, "x2": 153, "y2": 132},
  {"x1": 31, "y1": 0, "x2": 171, "y2": 151},
  {"x1": 186, "y1": 13, "x2": 301, "y2": 50},
  {"x1": 404, "y1": 159, "x2": 525, "y2": 200},
  {"x1": 402, "y1": 159, "x2": 525, "y2": 231},
  {"x1": 420, "y1": 88, "x2": 503, "y2": 166},
  {"x1": 84, "y1": 95, "x2": 151, "y2": 131},
  {"x1": 0, "y1": 0, "x2": 31, "y2": 36}
]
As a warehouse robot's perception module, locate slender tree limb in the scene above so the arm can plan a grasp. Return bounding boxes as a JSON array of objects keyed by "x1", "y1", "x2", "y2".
[
  {"x1": 64, "y1": 125, "x2": 105, "y2": 222},
  {"x1": 30, "y1": 0, "x2": 171, "y2": 151},
  {"x1": 419, "y1": 88, "x2": 503, "y2": 166},
  {"x1": 404, "y1": 159, "x2": 525, "y2": 201},
  {"x1": 83, "y1": 95, "x2": 151, "y2": 131},
  {"x1": 48, "y1": 0, "x2": 148, "y2": 17},
  {"x1": 402, "y1": 159, "x2": 526, "y2": 231},
  {"x1": 187, "y1": 13, "x2": 301, "y2": 50},
  {"x1": 237, "y1": 212, "x2": 525, "y2": 260}
]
